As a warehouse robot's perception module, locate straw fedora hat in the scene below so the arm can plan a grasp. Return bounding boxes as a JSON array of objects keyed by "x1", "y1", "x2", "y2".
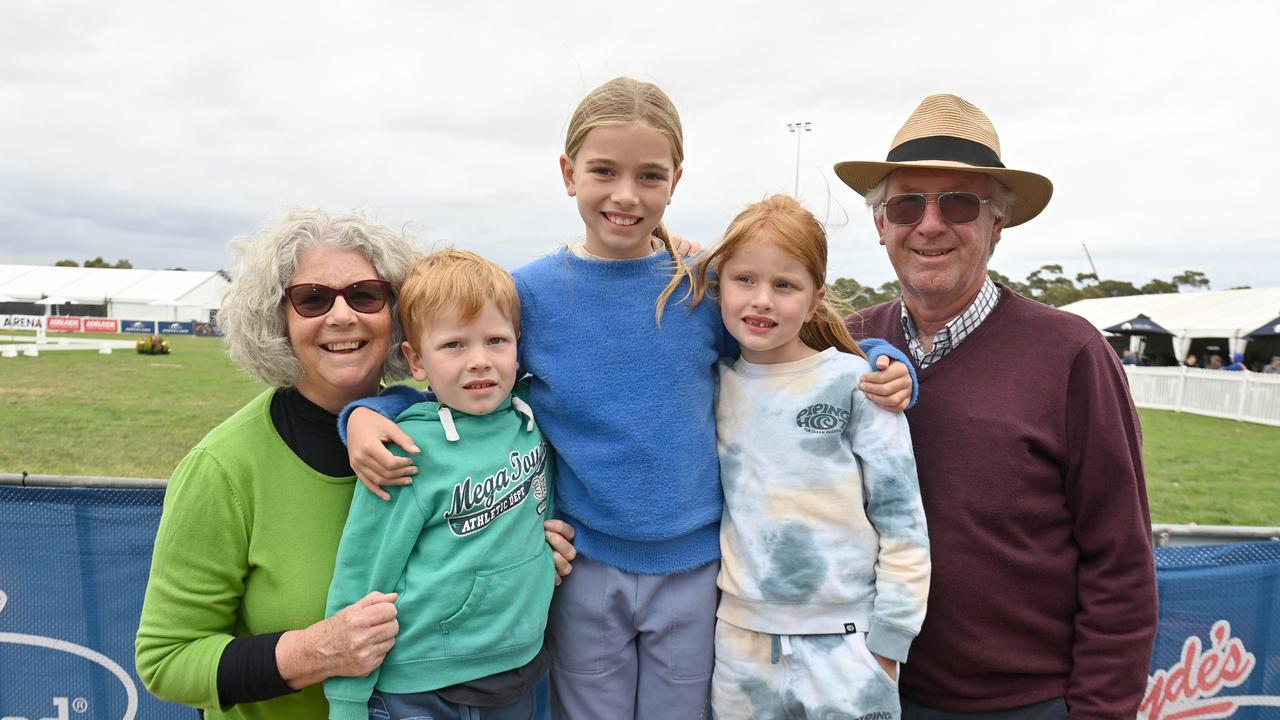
[{"x1": 834, "y1": 94, "x2": 1053, "y2": 227}]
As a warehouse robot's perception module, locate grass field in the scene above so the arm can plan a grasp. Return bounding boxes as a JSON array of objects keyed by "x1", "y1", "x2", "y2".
[{"x1": 1, "y1": 330, "x2": 1277, "y2": 525}]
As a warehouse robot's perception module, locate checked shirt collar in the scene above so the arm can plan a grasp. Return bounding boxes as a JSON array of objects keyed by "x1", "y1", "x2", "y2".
[{"x1": 900, "y1": 276, "x2": 1001, "y2": 369}]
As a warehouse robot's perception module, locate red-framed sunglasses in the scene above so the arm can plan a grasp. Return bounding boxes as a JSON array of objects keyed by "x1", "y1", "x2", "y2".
[{"x1": 284, "y1": 280, "x2": 394, "y2": 318}]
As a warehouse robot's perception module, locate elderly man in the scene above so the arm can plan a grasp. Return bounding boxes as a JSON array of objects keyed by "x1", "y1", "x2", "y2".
[{"x1": 836, "y1": 95, "x2": 1157, "y2": 719}]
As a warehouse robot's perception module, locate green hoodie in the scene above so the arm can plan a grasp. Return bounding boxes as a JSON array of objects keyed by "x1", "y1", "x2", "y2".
[{"x1": 324, "y1": 390, "x2": 554, "y2": 720}]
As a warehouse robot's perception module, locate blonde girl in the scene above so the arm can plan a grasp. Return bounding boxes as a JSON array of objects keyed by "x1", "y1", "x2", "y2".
[
  {"x1": 341, "y1": 81, "x2": 914, "y2": 720},
  {"x1": 694, "y1": 195, "x2": 930, "y2": 720}
]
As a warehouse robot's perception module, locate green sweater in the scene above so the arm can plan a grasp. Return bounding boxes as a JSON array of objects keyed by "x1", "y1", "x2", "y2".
[
  {"x1": 324, "y1": 392, "x2": 555, "y2": 720},
  {"x1": 135, "y1": 389, "x2": 358, "y2": 719}
]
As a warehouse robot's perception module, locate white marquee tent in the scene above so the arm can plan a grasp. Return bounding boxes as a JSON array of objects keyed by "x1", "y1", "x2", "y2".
[
  {"x1": 1059, "y1": 287, "x2": 1280, "y2": 360},
  {"x1": 0, "y1": 264, "x2": 228, "y2": 322}
]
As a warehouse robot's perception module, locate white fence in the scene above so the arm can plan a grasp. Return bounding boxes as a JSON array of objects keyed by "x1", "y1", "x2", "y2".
[{"x1": 1124, "y1": 366, "x2": 1280, "y2": 426}]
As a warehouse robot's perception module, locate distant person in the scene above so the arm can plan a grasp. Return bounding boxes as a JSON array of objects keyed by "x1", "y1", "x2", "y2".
[
  {"x1": 1225, "y1": 352, "x2": 1249, "y2": 371},
  {"x1": 1209, "y1": 354, "x2": 1225, "y2": 370},
  {"x1": 1264, "y1": 356, "x2": 1280, "y2": 374},
  {"x1": 836, "y1": 94, "x2": 1157, "y2": 718},
  {"x1": 1184, "y1": 353, "x2": 1199, "y2": 368},
  {"x1": 1122, "y1": 350, "x2": 1140, "y2": 365}
]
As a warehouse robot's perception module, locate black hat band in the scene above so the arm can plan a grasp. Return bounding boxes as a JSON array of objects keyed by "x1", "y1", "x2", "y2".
[{"x1": 886, "y1": 136, "x2": 1005, "y2": 169}]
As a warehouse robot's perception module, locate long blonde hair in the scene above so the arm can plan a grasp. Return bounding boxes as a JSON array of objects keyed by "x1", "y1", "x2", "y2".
[
  {"x1": 564, "y1": 76, "x2": 696, "y2": 323},
  {"x1": 694, "y1": 195, "x2": 866, "y2": 358}
]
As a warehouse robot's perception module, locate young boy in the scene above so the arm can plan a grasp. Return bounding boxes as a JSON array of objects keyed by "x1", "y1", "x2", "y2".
[{"x1": 324, "y1": 249, "x2": 555, "y2": 720}]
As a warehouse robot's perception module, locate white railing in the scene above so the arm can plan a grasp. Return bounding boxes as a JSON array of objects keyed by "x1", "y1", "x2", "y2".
[{"x1": 1124, "y1": 366, "x2": 1280, "y2": 426}]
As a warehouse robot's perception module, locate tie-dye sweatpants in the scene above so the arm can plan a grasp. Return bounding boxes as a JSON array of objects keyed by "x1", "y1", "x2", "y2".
[{"x1": 712, "y1": 619, "x2": 900, "y2": 720}]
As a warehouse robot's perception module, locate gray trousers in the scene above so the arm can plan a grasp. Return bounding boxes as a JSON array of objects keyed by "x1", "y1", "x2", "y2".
[
  {"x1": 901, "y1": 696, "x2": 1068, "y2": 720},
  {"x1": 548, "y1": 555, "x2": 719, "y2": 720}
]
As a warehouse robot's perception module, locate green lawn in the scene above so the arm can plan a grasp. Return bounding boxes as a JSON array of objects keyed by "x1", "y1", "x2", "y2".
[
  {"x1": 0, "y1": 332, "x2": 263, "y2": 478},
  {"x1": 1, "y1": 331, "x2": 1277, "y2": 525},
  {"x1": 1139, "y1": 408, "x2": 1280, "y2": 525}
]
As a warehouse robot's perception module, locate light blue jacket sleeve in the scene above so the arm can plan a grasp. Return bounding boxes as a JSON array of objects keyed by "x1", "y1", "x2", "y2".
[
  {"x1": 846, "y1": 385, "x2": 930, "y2": 663},
  {"x1": 857, "y1": 338, "x2": 919, "y2": 409},
  {"x1": 337, "y1": 385, "x2": 430, "y2": 445}
]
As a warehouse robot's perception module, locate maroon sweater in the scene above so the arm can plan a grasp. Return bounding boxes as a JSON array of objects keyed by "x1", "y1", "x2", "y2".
[{"x1": 849, "y1": 287, "x2": 1157, "y2": 718}]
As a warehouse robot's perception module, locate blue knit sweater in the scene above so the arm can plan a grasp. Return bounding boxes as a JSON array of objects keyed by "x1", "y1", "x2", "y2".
[
  {"x1": 512, "y1": 250, "x2": 730, "y2": 573},
  {"x1": 339, "y1": 248, "x2": 915, "y2": 574}
]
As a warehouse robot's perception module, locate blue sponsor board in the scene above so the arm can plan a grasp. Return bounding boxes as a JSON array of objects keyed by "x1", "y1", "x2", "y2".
[
  {"x1": 1142, "y1": 542, "x2": 1280, "y2": 718},
  {"x1": 120, "y1": 319, "x2": 156, "y2": 334},
  {"x1": 0, "y1": 485, "x2": 553, "y2": 720},
  {"x1": 157, "y1": 321, "x2": 193, "y2": 335},
  {"x1": 0, "y1": 486, "x2": 191, "y2": 719}
]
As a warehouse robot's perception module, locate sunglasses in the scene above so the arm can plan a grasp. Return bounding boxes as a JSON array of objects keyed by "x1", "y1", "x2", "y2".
[
  {"x1": 284, "y1": 280, "x2": 393, "y2": 318},
  {"x1": 880, "y1": 192, "x2": 990, "y2": 226}
]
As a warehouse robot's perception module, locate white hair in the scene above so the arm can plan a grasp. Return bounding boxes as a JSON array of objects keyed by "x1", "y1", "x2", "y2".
[
  {"x1": 865, "y1": 173, "x2": 1017, "y2": 224},
  {"x1": 219, "y1": 209, "x2": 421, "y2": 388}
]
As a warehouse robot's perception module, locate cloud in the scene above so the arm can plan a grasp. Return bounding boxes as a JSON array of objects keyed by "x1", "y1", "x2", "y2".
[{"x1": 0, "y1": 0, "x2": 1275, "y2": 290}]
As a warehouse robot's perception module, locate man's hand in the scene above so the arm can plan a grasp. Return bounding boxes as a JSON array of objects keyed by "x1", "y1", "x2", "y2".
[
  {"x1": 348, "y1": 407, "x2": 418, "y2": 501},
  {"x1": 860, "y1": 355, "x2": 913, "y2": 413}
]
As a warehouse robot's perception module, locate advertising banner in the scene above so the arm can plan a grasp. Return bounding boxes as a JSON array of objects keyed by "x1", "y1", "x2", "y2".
[
  {"x1": 119, "y1": 320, "x2": 156, "y2": 335},
  {"x1": 5, "y1": 485, "x2": 1273, "y2": 720},
  {"x1": 47, "y1": 316, "x2": 82, "y2": 332},
  {"x1": 83, "y1": 318, "x2": 120, "y2": 333},
  {"x1": 1141, "y1": 542, "x2": 1280, "y2": 719},
  {"x1": 0, "y1": 314, "x2": 45, "y2": 330},
  {"x1": 0, "y1": 486, "x2": 189, "y2": 719},
  {"x1": 156, "y1": 321, "x2": 193, "y2": 336}
]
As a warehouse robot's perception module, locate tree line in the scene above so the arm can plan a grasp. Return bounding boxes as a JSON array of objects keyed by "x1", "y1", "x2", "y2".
[
  {"x1": 52, "y1": 258, "x2": 187, "y2": 271},
  {"x1": 833, "y1": 267, "x2": 1235, "y2": 310}
]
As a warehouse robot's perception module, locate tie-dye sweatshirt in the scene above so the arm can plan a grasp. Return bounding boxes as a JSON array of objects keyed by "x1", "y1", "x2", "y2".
[{"x1": 715, "y1": 348, "x2": 930, "y2": 663}]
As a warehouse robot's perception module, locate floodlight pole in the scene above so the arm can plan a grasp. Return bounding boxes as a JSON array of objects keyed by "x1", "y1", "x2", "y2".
[
  {"x1": 787, "y1": 122, "x2": 811, "y2": 196},
  {"x1": 1082, "y1": 243, "x2": 1099, "y2": 278}
]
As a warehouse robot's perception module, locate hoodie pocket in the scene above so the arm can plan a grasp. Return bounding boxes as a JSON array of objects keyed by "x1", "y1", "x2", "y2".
[{"x1": 441, "y1": 547, "x2": 555, "y2": 658}]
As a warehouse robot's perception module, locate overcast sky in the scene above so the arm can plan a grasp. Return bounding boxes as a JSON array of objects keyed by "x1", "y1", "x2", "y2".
[{"x1": 1, "y1": 1, "x2": 1275, "y2": 291}]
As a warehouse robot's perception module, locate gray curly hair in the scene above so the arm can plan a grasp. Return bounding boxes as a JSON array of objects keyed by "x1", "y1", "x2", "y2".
[{"x1": 219, "y1": 209, "x2": 421, "y2": 388}]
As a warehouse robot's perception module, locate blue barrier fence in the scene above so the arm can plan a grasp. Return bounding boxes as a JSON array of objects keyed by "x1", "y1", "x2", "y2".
[{"x1": 1, "y1": 486, "x2": 1277, "y2": 719}]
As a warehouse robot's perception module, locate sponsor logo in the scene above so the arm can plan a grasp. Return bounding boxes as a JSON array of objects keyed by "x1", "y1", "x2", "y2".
[
  {"x1": 119, "y1": 321, "x2": 155, "y2": 335},
  {"x1": 796, "y1": 403, "x2": 849, "y2": 434},
  {"x1": 83, "y1": 319, "x2": 119, "y2": 333},
  {"x1": 47, "y1": 317, "x2": 81, "y2": 332},
  {"x1": 445, "y1": 443, "x2": 549, "y2": 537},
  {"x1": 0, "y1": 590, "x2": 138, "y2": 719},
  {"x1": 158, "y1": 322, "x2": 193, "y2": 335},
  {"x1": 1139, "y1": 620, "x2": 1280, "y2": 719}
]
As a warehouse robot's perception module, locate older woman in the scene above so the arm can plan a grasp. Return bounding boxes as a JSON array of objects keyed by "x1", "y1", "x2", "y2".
[{"x1": 135, "y1": 210, "x2": 421, "y2": 718}]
